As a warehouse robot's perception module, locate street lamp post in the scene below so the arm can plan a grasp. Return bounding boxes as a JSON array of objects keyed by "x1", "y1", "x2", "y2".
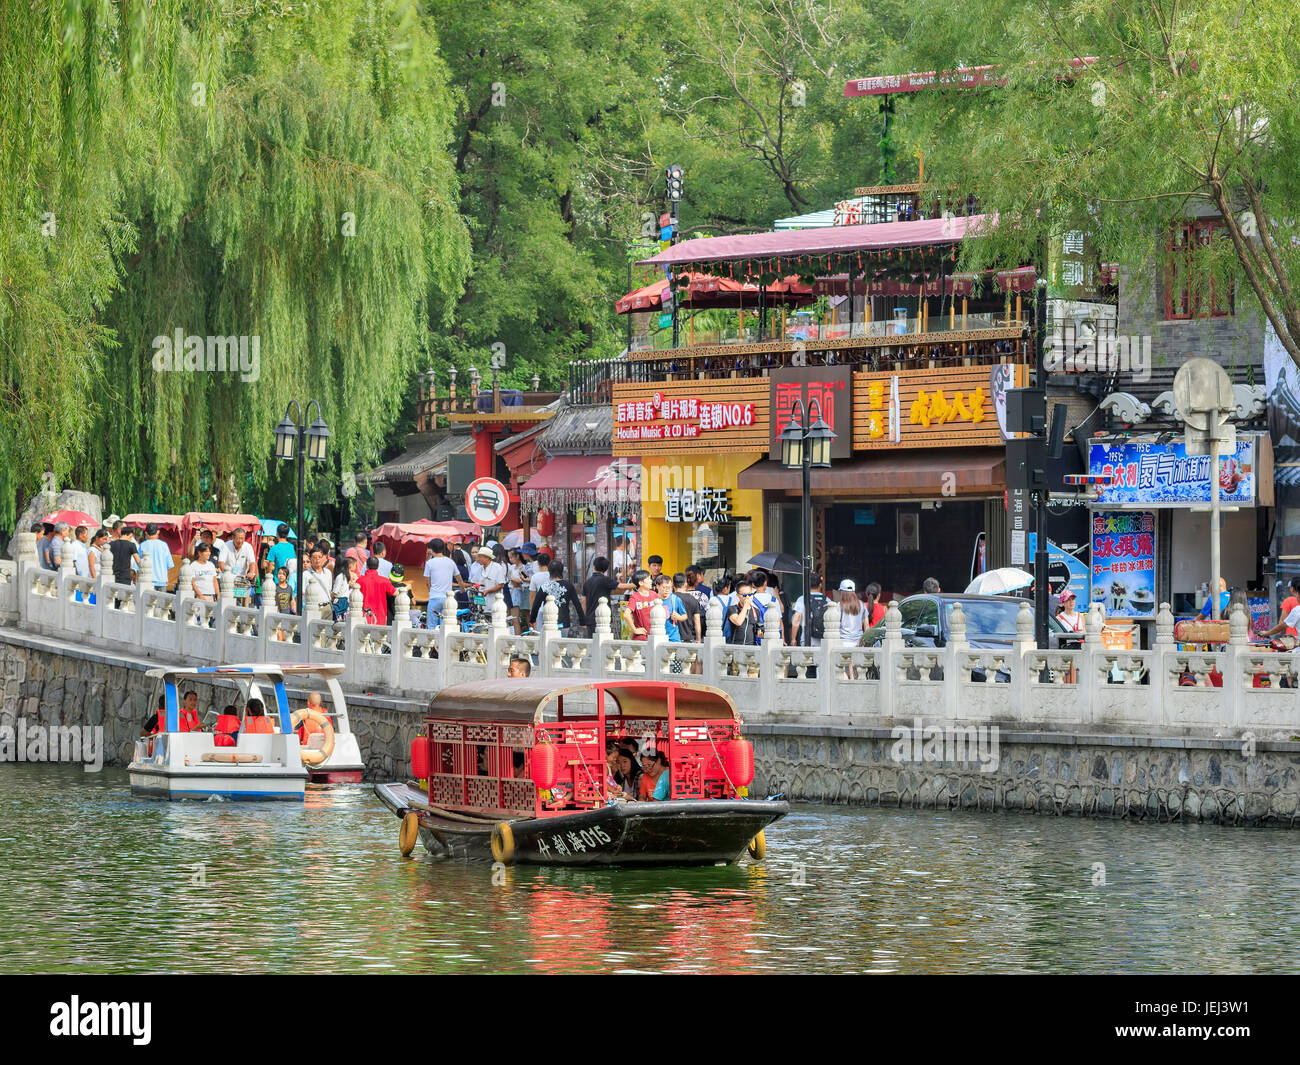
[
  {"x1": 273, "y1": 399, "x2": 332, "y2": 619},
  {"x1": 779, "y1": 399, "x2": 835, "y2": 646}
]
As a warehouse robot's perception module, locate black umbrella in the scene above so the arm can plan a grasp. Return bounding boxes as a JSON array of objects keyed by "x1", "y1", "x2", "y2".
[{"x1": 746, "y1": 551, "x2": 803, "y2": 574}]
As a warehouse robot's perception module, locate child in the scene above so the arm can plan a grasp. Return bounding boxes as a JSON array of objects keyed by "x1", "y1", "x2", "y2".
[{"x1": 273, "y1": 566, "x2": 294, "y2": 640}]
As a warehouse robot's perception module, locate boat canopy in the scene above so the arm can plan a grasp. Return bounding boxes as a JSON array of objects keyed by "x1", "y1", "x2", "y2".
[
  {"x1": 145, "y1": 663, "x2": 345, "y2": 681},
  {"x1": 426, "y1": 679, "x2": 740, "y2": 725}
]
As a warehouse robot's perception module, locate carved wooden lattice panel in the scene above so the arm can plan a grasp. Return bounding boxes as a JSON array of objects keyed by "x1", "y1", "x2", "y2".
[
  {"x1": 429, "y1": 721, "x2": 462, "y2": 742},
  {"x1": 465, "y1": 724, "x2": 498, "y2": 744},
  {"x1": 467, "y1": 777, "x2": 497, "y2": 809},
  {"x1": 430, "y1": 774, "x2": 462, "y2": 806},
  {"x1": 675, "y1": 754, "x2": 706, "y2": 798},
  {"x1": 501, "y1": 725, "x2": 533, "y2": 747},
  {"x1": 502, "y1": 780, "x2": 533, "y2": 811}
]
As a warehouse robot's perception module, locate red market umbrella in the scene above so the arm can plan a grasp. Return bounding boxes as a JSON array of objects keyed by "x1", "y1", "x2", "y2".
[
  {"x1": 372, "y1": 521, "x2": 482, "y2": 568},
  {"x1": 44, "y1": 510, "x2": 97, "y2": 529}
]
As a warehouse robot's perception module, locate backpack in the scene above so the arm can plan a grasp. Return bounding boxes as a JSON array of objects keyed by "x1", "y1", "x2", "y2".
[{"x1": 806, "y1": 592, "x2": 829, "y2": 641}]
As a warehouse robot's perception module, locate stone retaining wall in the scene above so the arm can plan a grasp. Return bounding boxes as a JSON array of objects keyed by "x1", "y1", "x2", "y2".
[
  {"x1": 750, "y1": 727, "x2": 1300, "y2": 826},
  {"x1": 4, "y1": 631, "x2": 1299, "y2": 825},
  {"x1": 0, "y1": 632, "x2": 425, "y2": 781}
]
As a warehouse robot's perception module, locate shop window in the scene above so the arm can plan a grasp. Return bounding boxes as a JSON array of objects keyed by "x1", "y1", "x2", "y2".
[{"x1": 1165, "y1": 219, "x2": 1234, "y2": 320}]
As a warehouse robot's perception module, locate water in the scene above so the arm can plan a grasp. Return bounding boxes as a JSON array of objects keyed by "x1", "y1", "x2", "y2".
[{"x1": 1, "y1": 764, "x2": 1296, "y2": 974}]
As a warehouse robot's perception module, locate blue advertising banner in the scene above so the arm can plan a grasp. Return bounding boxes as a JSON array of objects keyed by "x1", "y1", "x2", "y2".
[
  {"x1": 1026, "y1": 532, "x2": 1089, "y2": 602},
  {"x1": 1088, "y1": 438, "x2": 1255, "y2": 507},
  {"x1": 1090, "y1": 511, "x2": 1156, "y2": 618}
]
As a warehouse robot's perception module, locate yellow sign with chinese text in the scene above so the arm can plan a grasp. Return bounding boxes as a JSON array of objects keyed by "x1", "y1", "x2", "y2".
[{"x1": 852, "y1": 364, "x2": 1028, "y2": 450}]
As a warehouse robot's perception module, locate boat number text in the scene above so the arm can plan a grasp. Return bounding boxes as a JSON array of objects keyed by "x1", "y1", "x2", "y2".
[{"x1": 537, "y1": 826, "x2": 612, "y2": 857}]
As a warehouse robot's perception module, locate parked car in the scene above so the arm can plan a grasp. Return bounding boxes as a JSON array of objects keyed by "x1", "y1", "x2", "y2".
[{"x1": 861, "y1": 593, "x2": 1072, "y2": 681}]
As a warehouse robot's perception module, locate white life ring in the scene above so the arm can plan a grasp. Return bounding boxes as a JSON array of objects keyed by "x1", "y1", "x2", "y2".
[{"x1": 290, "y1": 708, "x2": 336, "y2": 765}]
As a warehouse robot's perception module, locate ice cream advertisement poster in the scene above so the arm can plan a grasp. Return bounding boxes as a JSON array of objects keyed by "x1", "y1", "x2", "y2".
[
  {"x1": 1088, "y1": 438, "x2": 1255, "y2": 506},
  {"x1": 1091, "y1": 511, "x2": 1156, "y2": 618}
]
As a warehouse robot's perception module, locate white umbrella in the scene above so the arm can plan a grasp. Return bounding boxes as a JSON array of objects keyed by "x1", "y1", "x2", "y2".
[{"x1": 965, "y1": 567, "x2": 1033, "y2": 595}]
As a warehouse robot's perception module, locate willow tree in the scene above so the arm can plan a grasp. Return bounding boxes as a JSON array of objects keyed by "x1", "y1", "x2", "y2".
[
  {"x1": 884, "y1": 0, "x2": 1300, "y2": 363},
  {"x1": 82, "y1": 1, "x2": 470, "y2": 518},
  {"x1": 0, "y1": 0, "x2": 183, "y2": 528}
]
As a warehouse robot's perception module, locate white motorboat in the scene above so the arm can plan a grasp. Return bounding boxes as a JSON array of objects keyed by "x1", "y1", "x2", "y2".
[{"x1": 128, "y1": 663, "x2": 364, "y2": 801}]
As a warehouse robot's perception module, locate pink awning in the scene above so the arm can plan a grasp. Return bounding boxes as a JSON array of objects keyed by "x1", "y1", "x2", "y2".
[
  {"x1": 636, "y1": 214, "x2": 993, "y2": 268},
  {"x1": 843, "y1": 58, "x2": 1097, "y2": 97},
  {"x1": 520, "y1": 455, "x2": 641, "y2": 517},
  {"x1": 615, "y1": 272, "x2": 815, "y2": 314}
]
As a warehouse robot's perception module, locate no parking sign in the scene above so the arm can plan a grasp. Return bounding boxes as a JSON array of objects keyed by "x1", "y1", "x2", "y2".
[{"x1": 465, "y1": 477, "x2": 510, "y2": 527}]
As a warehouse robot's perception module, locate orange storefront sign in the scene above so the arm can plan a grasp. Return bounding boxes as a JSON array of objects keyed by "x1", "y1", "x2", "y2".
[
  {"x1": 612, "y1": 379, "x2": 769, "y2": 456},
  {"x1": 852, "y1": 364, "x2": 1027, "y2": 450}
]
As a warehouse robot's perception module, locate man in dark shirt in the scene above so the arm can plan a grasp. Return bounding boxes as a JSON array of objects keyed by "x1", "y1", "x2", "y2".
[
  {"x1": 109, "y1": 527, "x2": 139, "y2": 585},
  {"x1": 530, "y1": 559, "x2": 587, "y2": 635},
  {"x1": 581, "y1": 555, "x2": 627, "y2": 621},
  {"x1": 673, "y1": 572, "x2": 702, "y2": 642}
]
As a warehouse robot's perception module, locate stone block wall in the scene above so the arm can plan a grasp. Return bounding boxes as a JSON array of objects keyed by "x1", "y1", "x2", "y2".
[{"x1": 751, "y1": 727, "x2": 1300, "y2": 826}]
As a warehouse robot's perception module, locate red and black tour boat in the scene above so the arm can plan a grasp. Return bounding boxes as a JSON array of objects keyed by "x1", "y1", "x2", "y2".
[{"x1": 375, "y1": 678, "x2": 787, "y2": 866}]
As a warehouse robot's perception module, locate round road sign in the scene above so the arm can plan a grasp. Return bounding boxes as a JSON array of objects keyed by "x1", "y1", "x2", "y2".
[{"x1": 465, "y1": 476, "x2": 510, "y2": 526}]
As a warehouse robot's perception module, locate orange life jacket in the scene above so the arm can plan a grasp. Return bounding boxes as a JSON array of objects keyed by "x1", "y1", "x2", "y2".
[
  {"x1": 296, "y1": 713, "x2": 324, "y2": 744},
  {"x1": 244, "y1": 714, "x2": 275, "y2": 734},
  {"x1": 179, "y1": 706, "x2": 202, "y2": 732},
  {"x1": 213, "y1": 714, "x2": 241, "y2": 747}
]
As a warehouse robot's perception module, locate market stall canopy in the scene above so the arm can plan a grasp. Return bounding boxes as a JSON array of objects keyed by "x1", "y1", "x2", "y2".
[
  {"x1": 636, "y1": 214, "x2": 993, "y2": 270},
  {"x1": 180, "y1": 513, "x2": 261, "y2": 555},
  {"x1": 738, "y1": 448, "x2": 1006, "y2": 497},
  {"x1": 122, "y1": 514, "x2": 184, "y2": 553},
  {"x1": 519, "y1": 455, "x2": 641, "y2": 518},
  {"x1": 372, "y1": 520, "x2": 482, "y2": 569},
  {"x1": 259, "y1": 519, "x2": 296, "y2": 539}
]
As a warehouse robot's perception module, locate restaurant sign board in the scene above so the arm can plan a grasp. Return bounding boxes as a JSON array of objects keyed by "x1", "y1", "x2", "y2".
[
  {"x1": 1088, "y1": 437, "x2": 1258, "y2": 507},
  {"x1": 612, "y1": 379, "x2": 769, "y2": 457},
  {"x1": 768, "y1": 367, "x2": 853, "y2": 460},
  {"x1": 851, "y1": 363, "x2": 1028, "y2": 450}
]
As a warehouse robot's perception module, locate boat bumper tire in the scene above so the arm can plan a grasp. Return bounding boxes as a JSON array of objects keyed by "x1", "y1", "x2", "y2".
[
  {"x1": 747, "y1": 830, "x2": 766, "y2": 860},
  {"x1": 491, "y1": 821, "x2": 516, "y2": 865},
  {"x1": 399, "y1": 811, "x2": 419, "y2": 857}
]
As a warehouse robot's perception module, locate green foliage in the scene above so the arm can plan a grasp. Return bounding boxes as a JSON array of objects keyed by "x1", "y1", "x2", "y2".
[{"x1": 887, "y1": 0, "x2": 1300, "y2": 361}]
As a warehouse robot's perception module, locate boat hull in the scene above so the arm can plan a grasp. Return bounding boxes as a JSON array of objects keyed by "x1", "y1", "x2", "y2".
[
  {"x1": 376, "y1": 782, "x2": 788, "y2": 866},
  {"x1": 129, "y1": 766, "x2": 306, "y2": 801},
  {"x1": 129, "y1": 732, "x2": 307, "y2": 801}
]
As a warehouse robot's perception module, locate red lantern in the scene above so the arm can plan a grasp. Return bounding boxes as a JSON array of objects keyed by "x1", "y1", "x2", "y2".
[
  {"x1": 722, "y1": 739, "x2": 755, "y2": 786},
  {"x1": 536, "y1": 508, "x2": 556, "y2": 537},
  {"x1": 531, "y1": 743, "x2": 559, "y2": 789},
  {"x1": 410, "y1": 736, "x2": 429, "y2": 779}
]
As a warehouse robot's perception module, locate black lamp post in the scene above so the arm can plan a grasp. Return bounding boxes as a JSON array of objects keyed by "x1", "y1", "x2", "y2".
[
  {"x1": 273, "y1": 399, "x2": 331, "y2": 619},
  {"x1": 779, "y1": 398, "x2": 834, "y2": 646}
]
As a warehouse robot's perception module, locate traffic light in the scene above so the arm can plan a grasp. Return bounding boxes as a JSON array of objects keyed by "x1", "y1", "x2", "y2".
[{"x1": 665, "y1": 165, "x2": 684, "y2": 203}]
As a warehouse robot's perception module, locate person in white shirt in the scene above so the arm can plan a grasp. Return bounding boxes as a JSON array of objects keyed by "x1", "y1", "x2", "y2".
[
  {"x1": 468, "y1": 553, "x2": 485, "y2": 585},
  {"x1": 422, "y1": 538, "x2": 459, "y2": 627},
  {"x1": 219, "y1": 526, "x2": 256, "y2": 601},
  {"x1": 476, "y1": 545, "x2": 509, "y2": 616},
  {"x1": 373, "y1": 541, "x2": 393, "y2": 580},
  {"x1": 302, "y1": 545, "x2": 335, "y2": 619},
  {"x1": 70, "y1": 526, "x2": 91, "y2": 577},
  {"x1": 190, "y1": 543, "x2": 219, "y2": 601}
]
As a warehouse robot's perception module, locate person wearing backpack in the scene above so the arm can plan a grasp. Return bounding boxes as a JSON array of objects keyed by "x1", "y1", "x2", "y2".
[
  {"x1": 790, "y1": 574, "x2": 828, "y2": 678},
  {"x1": 791, "y1": 573, "x2": 829, "y2": 647}
]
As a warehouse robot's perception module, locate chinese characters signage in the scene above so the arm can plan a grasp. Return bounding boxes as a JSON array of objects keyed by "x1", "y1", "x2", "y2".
[
  {"x1": 1090, "y1": 511, "x2": 1156, "y2": 618},
  {"x1": 1049, "y1": 229, "x2": 1098, "y2": 299},
  {"x1": 852, "y1": 364, "x2": 1027, "y2": 449},
  {"x1": 769, "y1": 367, "x2": 853, "y2": 460},
  {"x1": 665, "y1": 487, "x2": 732, "y2": 523},
  {"x1": 612, "y1": 379, "x2": 769, "y2": 456},
  {"x1": 1088, "y1": 437, "x2": 1257, "y2": 507}
]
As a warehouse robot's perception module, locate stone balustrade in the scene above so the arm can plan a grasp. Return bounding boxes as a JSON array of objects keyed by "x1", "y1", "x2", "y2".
[{"x1": 6, "y1": 542, "x2": 1300, "y2": 736}]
